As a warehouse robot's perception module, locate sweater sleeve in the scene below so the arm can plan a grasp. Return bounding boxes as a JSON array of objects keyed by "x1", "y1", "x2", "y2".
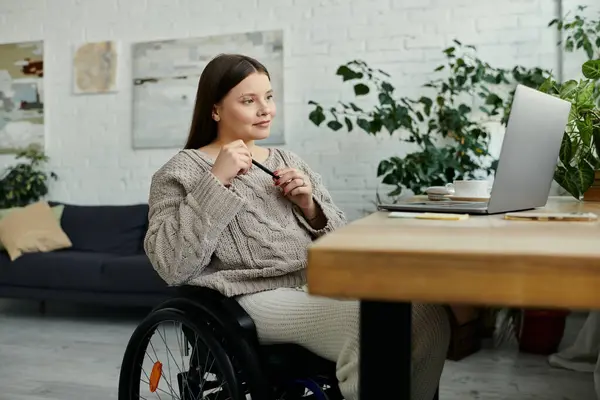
[
  {"x1": 143, "y1": 165, "x2": 245, "y2": 286},
  {"x1": 283, "y1": 151, "x2": 347, "y2": 238}
]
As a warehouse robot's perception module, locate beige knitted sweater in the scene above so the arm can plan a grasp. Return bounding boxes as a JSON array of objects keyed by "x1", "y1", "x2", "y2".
[{"x1": 143, "y1": 148, "x2": 347, "y2": 297}]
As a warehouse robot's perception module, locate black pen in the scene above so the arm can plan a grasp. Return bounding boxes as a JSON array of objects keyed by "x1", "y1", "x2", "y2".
[{"x1": 252, "y1": 159, "x2": 277, "y2": 178}]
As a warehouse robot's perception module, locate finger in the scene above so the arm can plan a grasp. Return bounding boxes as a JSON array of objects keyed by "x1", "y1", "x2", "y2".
[
  {"x1": 237, "y1": 155, "x2": 252, "y2": 174},
  {"x1": 274, "y1": 167, "x2": 294, "y2": 177},
  {"x1": 283, "y1": 177, "x2": 305, "y2": 195},
  {"x1": 238, "y1": 154, "x2": 251, "y2": 166},
  {"x1": 276, "y1": 170, "x2": 303, "y2": 186},
  {"x1": 287, "y1": 185, "x2": 311, "y2": 197}
]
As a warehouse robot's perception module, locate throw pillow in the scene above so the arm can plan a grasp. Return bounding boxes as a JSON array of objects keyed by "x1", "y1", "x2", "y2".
[
  {"x1": 0, "y1": 201, "x2": 72, "y2": 261},
  {"x1": 0, "y1": 204, "x2": 65, "y2": 251}
]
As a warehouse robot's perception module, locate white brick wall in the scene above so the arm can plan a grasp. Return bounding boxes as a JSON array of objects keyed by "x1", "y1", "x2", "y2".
[{"x1": 0, "y1": 0, "x2": 597, "y2": 221}]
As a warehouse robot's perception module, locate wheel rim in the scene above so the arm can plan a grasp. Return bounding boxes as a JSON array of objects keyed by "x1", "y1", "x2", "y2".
[{"x1": 121, "y1": 310, "x2": 239, "y2": 400}]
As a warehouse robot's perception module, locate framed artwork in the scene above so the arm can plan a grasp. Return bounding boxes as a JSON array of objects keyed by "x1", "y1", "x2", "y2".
[
  {"x1": 73, "y1": 41, "x2": 119, "y2": 94},
  {"x1": 0, "y1": 41, "x2": 44, "y2": 153}
]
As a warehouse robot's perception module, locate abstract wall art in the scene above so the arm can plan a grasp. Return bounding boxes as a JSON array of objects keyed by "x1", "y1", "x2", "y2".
[
  {"x1": 131, "y1": 30, "x2": 284, "y2": 149},
  {"x1": 0, "y1": 41, "x2": 44, "y2": 153},
  {"x1": 73, "y1": 41, "x2": 118, "y2": 94}
]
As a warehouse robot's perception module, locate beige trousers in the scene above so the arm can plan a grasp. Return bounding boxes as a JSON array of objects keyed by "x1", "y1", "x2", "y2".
[{"x1": 236, "y1": 287, "x2": 450, "y2": 400}]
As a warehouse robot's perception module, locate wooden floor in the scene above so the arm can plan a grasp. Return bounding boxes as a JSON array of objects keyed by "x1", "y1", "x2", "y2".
[{"x1": 0, "y1": 299, "x2": 595, "y2": 400}]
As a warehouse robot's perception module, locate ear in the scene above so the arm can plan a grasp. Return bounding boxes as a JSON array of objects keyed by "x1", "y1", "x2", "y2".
[{"x1": 212, "y1": 105, "x2": 221, "y2": 122}]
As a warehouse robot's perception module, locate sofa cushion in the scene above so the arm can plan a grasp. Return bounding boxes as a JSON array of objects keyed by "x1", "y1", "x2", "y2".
[
  {"x1": 0, "y1": 204, "x2": 65, "y2": 252},
  {"x1": 100, "y1": 255, "x2": 170, "y2": 293},
  {"x1": 0, "y1": 250, "x2": 119, "y2": 290},
  {"x1": 51, "y1": 203, "x2": 149, "y2": 255},
  {"x1": 0, "y1": 201, "x2": 73, "y2": 261}
]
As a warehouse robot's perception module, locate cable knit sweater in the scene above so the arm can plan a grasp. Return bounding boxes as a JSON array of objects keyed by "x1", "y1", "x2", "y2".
[{"x1": 143, "y1": 148, "x2": 347, "y2": 297}]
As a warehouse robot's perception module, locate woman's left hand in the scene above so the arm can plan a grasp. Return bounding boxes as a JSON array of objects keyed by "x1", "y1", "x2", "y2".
[{"x1": 274, "y1": 167, "x2": 314, "y2": 211}]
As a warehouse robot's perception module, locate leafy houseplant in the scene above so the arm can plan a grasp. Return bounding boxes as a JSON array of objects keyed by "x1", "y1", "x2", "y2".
[
  {"x1": 538, "y1": 59, "x2": 600, "y2": 199},
  {"x1": 308, "y1": 41, "x2": 547, "y2": 199},
  {"x1": 545, "y1": 7, "x2": 600, "y2": 198},
  {"x1": 0, "y1": 145, "x2": 57, "y2": 209}
]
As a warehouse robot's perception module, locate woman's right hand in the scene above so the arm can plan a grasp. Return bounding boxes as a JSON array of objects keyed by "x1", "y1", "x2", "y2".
[{"x1": 211, "y1": 140, "x2": 253, "y2": 186}]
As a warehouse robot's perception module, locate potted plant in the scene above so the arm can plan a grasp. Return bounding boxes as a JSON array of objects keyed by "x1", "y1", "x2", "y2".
[
  {"x1": 0, "y1": 144, "x2": 58, "y2": 209},
  {"x1": 534, "y1": 59, "x2": 600, "y2": 200},
  {"x1": 307, "y1": 41, "x2": 547, "y2": 202}
]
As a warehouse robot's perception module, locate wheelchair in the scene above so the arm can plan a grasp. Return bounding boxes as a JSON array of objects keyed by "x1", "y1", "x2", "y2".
[{"x1": 118, "y1": 285, "x2": 441, "y2": 399}]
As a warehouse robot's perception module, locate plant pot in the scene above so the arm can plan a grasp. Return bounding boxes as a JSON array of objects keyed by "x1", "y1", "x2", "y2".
[
  {"x1": 516, "y1": 309, "x2": 569, "y2": 355},
  {"x1": 583, "y1": 172, "x2": 600, "y2": 201}
]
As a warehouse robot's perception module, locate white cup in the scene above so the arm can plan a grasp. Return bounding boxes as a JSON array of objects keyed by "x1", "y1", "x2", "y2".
[{"x1": 445, "y1": 180, "x2": 489, "y2": 197}]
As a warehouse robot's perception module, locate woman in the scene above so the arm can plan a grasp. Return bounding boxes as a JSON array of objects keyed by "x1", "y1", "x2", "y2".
[{"x1": 144, "y1": 53, "x2": 450, "y2": 400}]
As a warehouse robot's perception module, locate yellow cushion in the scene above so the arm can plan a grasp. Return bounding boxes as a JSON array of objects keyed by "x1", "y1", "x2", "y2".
[
  {"x1": 0, "y1": 201, "x2": 72, "y2": 261},
  {"x1": 0, "y1": 204, "x2": 65, "y2": 251}
]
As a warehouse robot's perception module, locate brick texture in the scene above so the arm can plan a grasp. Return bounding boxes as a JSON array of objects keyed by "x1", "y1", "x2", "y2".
[{"x1": 0, "y1": 0, "x2": 597, "y2": 221}]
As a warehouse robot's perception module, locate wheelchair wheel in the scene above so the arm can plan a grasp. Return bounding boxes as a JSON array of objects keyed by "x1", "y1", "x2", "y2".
[{"x1": 118, "y1": 308, "x2": 243, "y2": 400}]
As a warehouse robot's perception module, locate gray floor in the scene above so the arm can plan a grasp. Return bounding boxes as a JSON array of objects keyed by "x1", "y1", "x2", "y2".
[{"x1": 0, "y1": 299, "x2": 596, "y2": 400}]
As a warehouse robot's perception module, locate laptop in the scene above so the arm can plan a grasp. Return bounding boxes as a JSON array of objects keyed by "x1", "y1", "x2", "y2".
[{"x1": 377, "y1": 84, "x2": 572, "y2": 215}]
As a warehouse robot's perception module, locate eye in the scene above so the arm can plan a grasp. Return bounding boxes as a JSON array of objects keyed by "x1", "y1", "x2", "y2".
[
  {"x1": 266, "y1": 94, "x2": 274, "y2": 101},
  {"x1": 242, "y1": 98, "x2": 254, "y2": 104}
]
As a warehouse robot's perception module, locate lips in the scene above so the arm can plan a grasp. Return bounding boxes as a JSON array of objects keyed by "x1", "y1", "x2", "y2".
[{"x1": 254, "y1": 120, "x2": 271, "y2": 127}]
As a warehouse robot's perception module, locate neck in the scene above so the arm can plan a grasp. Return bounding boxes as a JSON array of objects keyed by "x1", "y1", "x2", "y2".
[{"x1": 214, "y1": 137, "x2": 257, "y2": 150}]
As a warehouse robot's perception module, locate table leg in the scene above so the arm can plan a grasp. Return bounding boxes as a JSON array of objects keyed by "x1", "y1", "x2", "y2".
[{"x1": 360, "y1": 301, "x2": 412, "y2": 399}]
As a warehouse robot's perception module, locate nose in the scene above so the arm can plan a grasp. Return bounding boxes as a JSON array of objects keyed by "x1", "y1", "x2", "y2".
[{"x1": 258, "y1": 104, "x2": 272, "y2": 116}]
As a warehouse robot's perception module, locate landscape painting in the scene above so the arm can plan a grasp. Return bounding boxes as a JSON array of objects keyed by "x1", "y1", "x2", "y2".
[
  {"x1": 131, "y1": 30, "x2": 284, "y2": 149},
  {"x1": 73, "y1": 40, "x2": 118, "y2": 94},
  {"x1": 0, "y1": 41, "x2": 44, "y2": 153}
]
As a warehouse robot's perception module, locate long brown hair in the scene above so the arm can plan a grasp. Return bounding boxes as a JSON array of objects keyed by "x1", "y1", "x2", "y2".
[{"x1": 184, "y1": 54, "x2": 270, "y2": 149}]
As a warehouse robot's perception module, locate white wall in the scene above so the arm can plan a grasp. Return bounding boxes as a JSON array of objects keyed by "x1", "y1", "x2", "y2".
[{"x1": 0, "y1": 0, "x2": 597, "y2": 221}]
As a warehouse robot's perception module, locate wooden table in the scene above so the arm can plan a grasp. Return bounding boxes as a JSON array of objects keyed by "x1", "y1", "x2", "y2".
[{"x1": 306, "y1": 197, "x2": 600, "y2": 399}]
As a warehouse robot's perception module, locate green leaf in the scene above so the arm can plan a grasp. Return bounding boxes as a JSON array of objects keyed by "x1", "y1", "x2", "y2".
[
  {"x1": 576, "y1": 81, "x2": 595, "y2": 106},
  {"x1": 378, "y1": 93, "x2": 393, "y2": 105},
  {"x1": 559, "y1": 80, "x2": 578, "y2": 98},
  {"x1": 344, "y1": 117, "x2": 353, "y2": 131},
  {"x1": 354, "y1": 83, "x2": 369, "y2": 96},
  {"x1": 308, "y1": 108, "x2": 326, "y2": 126},
  {"x1": 538, "y1": 76, "x2": 555, "y2": 93},
  {"x1": 381, "y1": 82, "x2": 394, "y2": 94},
  {"x1": 356, "y1": 118, "x2": 370, "y2": 132},
  {"x1": 419, "y1": 97, "x2": 433, "y2": 116},
  {"x1": 583, "y1": 41, "x2": 594, "y2": 59},
  {"x1": 559, "y1": 132, "x2": 572, "y2": 165},
  {"x1": 382, "y1": 173, "x2": 398, "y2": 185},
  {"x1": 336, "y1": 65, "x2": 361, "y2": 81},
  {"x1": 377, "y1": 160, "x2": 392, "y2": 176},
  {"x1": 349, "y1": 102, "x2": 362, "y2": 112},
  {"x1": 582, "y1": 59, "x2": 600, "y2": 80},
  {"x1": 326, "y1": 120, "x2": 343, "y2": 131},
  {"x1": 443, "y1": 47, "x2": 456, "y2": 57},
  {"x1": 577, "y1": 119, "x2": 594, "y2": 146}
]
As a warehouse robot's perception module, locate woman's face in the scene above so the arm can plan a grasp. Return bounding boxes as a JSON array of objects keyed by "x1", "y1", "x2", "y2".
[{"x1": 214, "y1": 72, "x2": 276, "y2": 142}]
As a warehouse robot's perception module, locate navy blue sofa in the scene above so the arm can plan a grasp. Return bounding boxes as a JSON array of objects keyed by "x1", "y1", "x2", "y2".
[{"x1": 0, "y1": 202, "x2": 174, "y2": 307}]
